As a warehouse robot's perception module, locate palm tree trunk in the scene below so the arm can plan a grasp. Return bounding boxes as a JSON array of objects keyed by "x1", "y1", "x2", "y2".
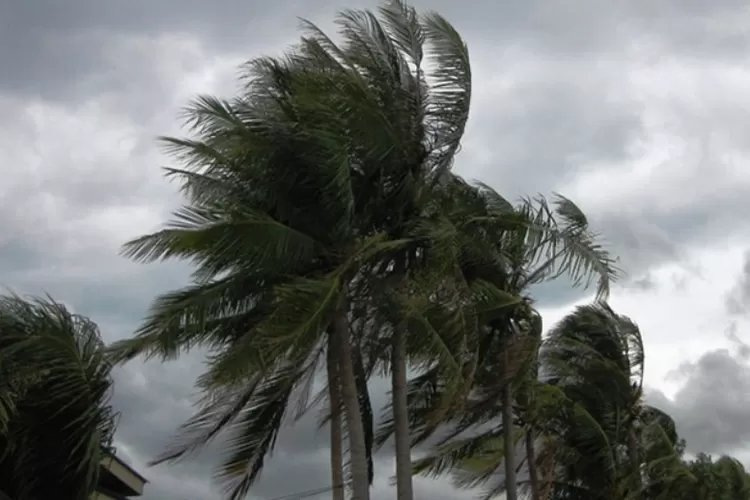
[
  {"x1": 327, "y1": 334, "x2": 345, "y2": 500},
  {"x1": 525, "y1": 426, "x2": 540, "y2": 500},
  {"x1": 392, "y1": 327, "x2": 414, "y2": 500},
  {"x1": 333, "y1": 304, "x2": 370, "y2": 500},
  {"x1": 627, "y1": 427, "x2": 642, "y2": 495},
  {"x1": 502, "y1": 381, "x2": 518, "y2": 500}
]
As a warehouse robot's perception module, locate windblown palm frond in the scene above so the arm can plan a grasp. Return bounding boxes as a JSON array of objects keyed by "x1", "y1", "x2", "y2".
[
  {"x1": 364, "y1": 175, "x2": 619, "y2": 500},
  {"x1": 373, "y1": 176, "x2": 618, "y2": 433},
  {"x1": 538, "y1": 304, "x2": 689, "y2": 500},
  {"x1": 0, "y1": 295, "x2": 117, "y2": 500},
  {"x1": 543, "y1": 303, "x2": 644, "y2": 420}
]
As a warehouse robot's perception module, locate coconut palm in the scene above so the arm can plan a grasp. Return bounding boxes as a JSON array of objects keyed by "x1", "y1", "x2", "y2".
[
  {"x1": 426, "y1": 303, "x2": 683, "y2": 500},
  {"x1": 376, "y1": 183, "x2": 618, "y2": 500},
  {"x1": 0, "y1": 295, "x2": 117, "y2": 500},
  {"x1": 669, "y1": 454, "x2": 750, "y2": 500},
  {"x1": 409, "y1": 302, "x2": 691, "y2": 500},
  {"x1": 107, "y1": 78, "x2": 389, "y2": 500},
  {"x1": 539, "y1": 303, "x2": 689, "y2": 499},
  {"x1": 295, "y1": 2, "x2": 475, "y2": 498},
  {"x1": 709, "y1": 456, "x2": 750, "y2": 499},
  {"x1": 105, "y1": 1, "x2": 478, "y2": 499},
  {"x1": 543, "y1": 303, "x2": 646, "y2": 498}
]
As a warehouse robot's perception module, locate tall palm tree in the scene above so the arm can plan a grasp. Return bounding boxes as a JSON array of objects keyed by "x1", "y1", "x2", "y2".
[
  {"x1": 378, "y1": 185, "x2": 618, "y2": 500},
  {"x1": 0, "y1": 295, "x2": 118, "y2": 500},
  {"x1": 108, "y1": 68, "x2": 375, "y2": 500},
  {"x1": 299, "y1": 2, "x2": 475, "y2": 498},
  {"x1": 325, "y1": 333, "x2": 345, "y2": 500},
  {"x1": 107, "y1": 2, "x2": 475, "y2": 499}
]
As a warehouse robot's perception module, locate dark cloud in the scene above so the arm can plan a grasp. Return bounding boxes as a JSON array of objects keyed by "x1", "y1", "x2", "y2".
[
  {"x1": 4, "y1": 0, "x2": 748, "y2": 102},
  {"x1": 726, "y1": 250, "x2": 750, "y2": 316},
  {"x1": 112, "y1": 357, "x2": 337, "y2": 500},
  {"x1": 627, "y1": 273, "x2": 659, "y2": 292},
  {"x1": 111, "y1": 360, "x2": 462, "y2": 500},
  {"x1": 460, "y1": 50, "x2": 645, "y2": 198},
  {"x1": 2, "y1": 0, "x2": 292, "y2": 102},
  {"x1": 646, "y1": 327, "x2": 750, "y2": 456}
]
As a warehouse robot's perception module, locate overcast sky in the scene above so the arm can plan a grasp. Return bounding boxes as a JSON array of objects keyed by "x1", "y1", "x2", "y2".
[{"x1": 4, "y1": 0, "x2": 750, "y2": 499}]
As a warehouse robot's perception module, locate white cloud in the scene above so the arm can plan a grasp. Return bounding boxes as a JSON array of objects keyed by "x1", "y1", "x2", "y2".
[{"x1": 540, "y1": 242, "x2": 750, "y2": 400}]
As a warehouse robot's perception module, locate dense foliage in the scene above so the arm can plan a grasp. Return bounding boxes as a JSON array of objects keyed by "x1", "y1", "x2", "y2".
[
  {"x1": 411, "y1": 303, "x2": 750, "y2": 500},
  {"x1": 0, "y1": 296, "x2": 117, "y2": 500}
]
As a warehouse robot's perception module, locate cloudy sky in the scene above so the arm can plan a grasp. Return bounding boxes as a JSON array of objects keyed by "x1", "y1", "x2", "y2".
[{"x1": 4, "y1": 0, "x2": 750, "y2": 499}]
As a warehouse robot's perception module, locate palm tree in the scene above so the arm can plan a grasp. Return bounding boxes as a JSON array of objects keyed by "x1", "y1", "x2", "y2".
[
  {"x1": 108, "y1": 68, "x2": 370, "y2": 500},
  {"x1": 107, "y1": 2, "x2": 475, "y2": 499},
  {"x1": 299, "y1": 3, "x2": 475, "y2": 498},
  {"x1": 409, "y1": 302, "x2": 692, "y2": 500},
  {"x1": 325, "y1": 333, "x2": 345, "y2": 500},
  {"x1": 538, "y1": 303, "x2": 688, "y2": 499},
  {"x1": 377, "y1": 185, "x2": 618, "y2": 500},
  {"x1": 671, "y1": 454, "x2": 750, "y2": 500},
  {"x1": 0, "y1": 295, "x2": 118, "y2": 500},
  {"x1": 713, "y1": 456, "x2": 750, "y2": 499}
]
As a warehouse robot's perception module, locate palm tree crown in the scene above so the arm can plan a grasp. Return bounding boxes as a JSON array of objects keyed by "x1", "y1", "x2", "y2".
[{"x1": 0, "y1": 295, "x2": 117, "y2": 500}]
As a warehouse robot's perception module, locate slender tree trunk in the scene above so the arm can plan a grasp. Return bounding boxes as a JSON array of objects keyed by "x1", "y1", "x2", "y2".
[
  {"x1": 392, "y1": 327, "x2": 414, "y2": 500},
  {"x1": 327, "y1": 335, "x2": 345, "y2": 500},
  {"x1": 502, "y1": 381, "x2": 518, "y2": 500},
  {"x1": 525, "y1": 426, "x2": 540, "y2": 500},
  {"x1": 333, "y1": 304, "x2": 370, "y2": 500},
  {"x1": 627, "y1": 426, "x2": 642, "y2": 495}
]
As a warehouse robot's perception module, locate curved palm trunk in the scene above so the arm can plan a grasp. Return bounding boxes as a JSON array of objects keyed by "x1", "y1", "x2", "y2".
[
  {"x1": 525, "y1": 427, "x2": 540, "y2": 500},
  {"x1": 327, "y1": 335, "x2": 345, "y2": 500},
  {"x1": 333, "y1": 304, "x2": 370, "y2": 500},
  {"x1": 392, "y1": 327, "x2": 414, "y2": 500},
  {"x1": 502, "y1": 381, "x2": 518, "y2": 500}
]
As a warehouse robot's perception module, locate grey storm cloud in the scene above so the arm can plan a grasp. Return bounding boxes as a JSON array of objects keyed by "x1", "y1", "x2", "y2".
[
  {"x1": 726, "y1": 250, "x2": 750, "y2": 316},
  {"x1": 646, "y1": 326, "x2": 750, "y2": 457},
  {"x1": 627, "y1": 273, "x2": 659, "y2": 293},
  {"x1": 4, "y1": 0, "x2": 749, "y2": 102},
  {"x1": 4, "y1": 0, "x2": 750, "y2": 498},
  {"x1": 111, "y1": 355, "x2": 343, "y2": 500},
  {"x1": 111, "y1": 358, "x2": 448, "y2": 500}
]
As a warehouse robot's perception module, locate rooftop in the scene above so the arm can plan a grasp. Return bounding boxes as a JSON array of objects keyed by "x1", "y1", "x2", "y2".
[{"x1": 95, "y1": 453, "x2": 148, "y2": 500}]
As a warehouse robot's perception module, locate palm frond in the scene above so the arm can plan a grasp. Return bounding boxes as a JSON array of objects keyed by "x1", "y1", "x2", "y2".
[
  {"x1": 0, "y1": 295, "x2": 116, "y2": 500},
  {"x1": 122, "y1": 205, "x2": 325, "y2": 273},
  {"x1": 422, "y1": 11, "x2": 471, "y2": 180},
  {"x1": 379, "y1": 0, "x2": 425, "y2": 70},
  {"x1": 517, "y1": 195, "x2": 619, "y2": 300},
  {"x1": 199, "y1": 275, "x2": 342, "y2": 390},
  {"x1": 108, "y1": 274, "x2": 272, "y2": 363},
  {"x1": 412, "y1": 427, "x2": 504, "y2": 478},
  {"x1": 212, "y1": 362, "x2": 301, "y2": 500}
]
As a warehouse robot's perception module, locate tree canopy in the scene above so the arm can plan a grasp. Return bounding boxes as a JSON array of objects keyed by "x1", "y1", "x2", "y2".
[{"x1": 0, "y1": 296, "x2": 117, "y2": 500}]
